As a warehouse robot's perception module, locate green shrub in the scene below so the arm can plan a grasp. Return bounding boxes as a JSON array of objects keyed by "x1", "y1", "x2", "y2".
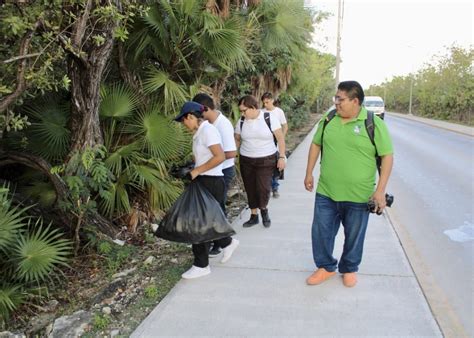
[{"x1": 0, "y1": 185, "x2": 72, "y2": 324}]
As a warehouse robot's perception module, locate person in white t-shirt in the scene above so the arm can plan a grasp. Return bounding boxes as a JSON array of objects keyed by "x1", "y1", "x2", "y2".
[
  {"x1": 261, "y1": 92, "x2": 288, "y2": 198},
  {"x1": 193, "y1": 93, "x2": 237, "y2": 257},
  {"x1": 174, "y1": 101, "x2": 239, "y2": 280},
  {"x1": 235, "y1": 95, "x2": 286, "y2": 228}
]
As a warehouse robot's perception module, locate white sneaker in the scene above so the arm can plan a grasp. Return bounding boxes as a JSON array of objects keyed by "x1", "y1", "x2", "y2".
[
  {"x1": 181, "y1": 265, "x2": 211, "y2": 279},
  {"x1": 221, "y1": 239, "x2": 239, "y2": 264}
]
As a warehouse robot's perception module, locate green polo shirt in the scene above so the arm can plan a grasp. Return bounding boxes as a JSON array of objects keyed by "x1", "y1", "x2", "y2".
[{"x1": 312, "y1": 107, "x2": 393, "y2": 202}]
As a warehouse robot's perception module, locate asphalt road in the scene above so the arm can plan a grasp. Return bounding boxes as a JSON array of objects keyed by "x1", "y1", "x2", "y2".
[{"x1": 385, "y1": 113, "x2": 473, "y2": 336}]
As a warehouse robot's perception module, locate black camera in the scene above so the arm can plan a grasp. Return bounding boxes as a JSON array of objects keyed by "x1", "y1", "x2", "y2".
[{"x1": 368, "y1": 193, "x2": 394, "y2": 215}]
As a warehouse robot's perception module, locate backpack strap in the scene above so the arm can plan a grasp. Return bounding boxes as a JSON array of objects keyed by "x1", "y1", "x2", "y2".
[
  {"x1": 320, "y1": 109, "x2": 337, "y2": 161},
  {"x1": 364, "y1": 111, "x2": 382, "y2": 174},
  {"x1": 240, "y1": 112, "x2": 277, "y2": 145},
  {"x1": 263, "y1": 112, "x2": 277, "y2": 146}
]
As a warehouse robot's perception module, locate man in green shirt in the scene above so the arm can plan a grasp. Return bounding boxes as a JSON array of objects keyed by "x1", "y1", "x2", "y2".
[{"x1": 304, "y1": 81, "x2": 394, "y2": 287}]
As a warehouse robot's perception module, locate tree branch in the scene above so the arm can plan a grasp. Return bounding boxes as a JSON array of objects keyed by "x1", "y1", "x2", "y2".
[
  {"x1": 3, "y1": 52, "x2": 42, "y2": 64},
  {"x1": 0, "y1": 20, "x2": 41, "y2": 114}
]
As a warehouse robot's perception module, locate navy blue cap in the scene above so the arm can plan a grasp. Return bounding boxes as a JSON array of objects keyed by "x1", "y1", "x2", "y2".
[{"x1": 174, "y1": 101, "x2": 205, "y2": 121}]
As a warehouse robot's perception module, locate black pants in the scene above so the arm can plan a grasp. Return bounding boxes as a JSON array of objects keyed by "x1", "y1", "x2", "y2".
[
  {"x1": 192, "y1": 175, "x2": 232, "y2": 267},
  {"x1": 240, "y1": 153, "x2": 277, "y2": 210}
]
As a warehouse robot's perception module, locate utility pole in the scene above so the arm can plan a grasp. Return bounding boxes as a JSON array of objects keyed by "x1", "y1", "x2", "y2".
[
  {"x1": 408, "y1": 76, "x2": 414, "y2": 115},
  {"x1": 335, "y1": 0, "x2": 343, "y2": 87}
]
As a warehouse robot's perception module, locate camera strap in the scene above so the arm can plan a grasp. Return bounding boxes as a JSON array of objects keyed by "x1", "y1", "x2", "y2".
[{"x1": 321, "y1": 109, "x2": 381, "y2": 174}]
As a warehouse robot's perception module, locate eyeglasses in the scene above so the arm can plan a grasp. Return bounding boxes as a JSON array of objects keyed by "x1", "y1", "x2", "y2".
[{"x1": 333, "y1": 96, "x2": 350, "y2": 104}]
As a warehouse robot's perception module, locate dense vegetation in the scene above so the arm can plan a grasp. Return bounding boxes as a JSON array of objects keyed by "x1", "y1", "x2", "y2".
[
  {"x1": 367, "y1": 46, "x2": 473, "y2": 125},
  {"x1": 0, "y1": 0, "x2": 335, "y2": 324}
]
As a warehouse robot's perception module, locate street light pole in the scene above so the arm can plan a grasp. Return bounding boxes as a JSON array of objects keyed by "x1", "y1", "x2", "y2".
[
  {"x1": 335, "y1": 0, "x2": 343, "y2": 87},
  {"x1": 408, "y1": 75, "x2": 414, "y2": 115}
]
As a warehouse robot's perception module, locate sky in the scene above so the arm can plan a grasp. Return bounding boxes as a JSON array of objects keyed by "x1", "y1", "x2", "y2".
[{"x1": 305, "y1": 0, "x2": 473, "y2": 88}]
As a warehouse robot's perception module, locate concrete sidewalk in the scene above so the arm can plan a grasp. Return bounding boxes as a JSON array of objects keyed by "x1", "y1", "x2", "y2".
[{"x1": 132, "y1": 126, "x2": 441, "y2": 337}]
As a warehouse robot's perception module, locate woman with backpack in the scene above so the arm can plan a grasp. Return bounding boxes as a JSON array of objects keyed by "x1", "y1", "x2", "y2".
[{"x1": 235, "y1": 95, "x2": 286, "y2": 228}]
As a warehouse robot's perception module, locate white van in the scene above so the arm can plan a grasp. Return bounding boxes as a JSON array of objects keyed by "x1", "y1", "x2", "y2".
[{"x1": 363, "y1": 96, "x2": 385, "y2": 119}]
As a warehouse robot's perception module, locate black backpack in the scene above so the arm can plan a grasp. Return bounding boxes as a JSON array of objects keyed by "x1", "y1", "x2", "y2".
[
  {"x1": 240, "y1": 111, "x2": 277, "y2": 145},
  {"x1": 321, "y1": 109, "x2": 381, "y2": 173}
]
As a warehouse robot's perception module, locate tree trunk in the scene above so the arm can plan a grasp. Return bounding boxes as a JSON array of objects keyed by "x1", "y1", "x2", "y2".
[
  {"x1": 0, "y1": 151, "x2": 119, "y2": 238},
  {"x1": 67, "y1": 0, "x2": 120, "y2": 154}
]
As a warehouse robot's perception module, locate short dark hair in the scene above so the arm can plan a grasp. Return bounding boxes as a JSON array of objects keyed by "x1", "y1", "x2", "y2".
[
  {"x1": 261, "y1": 92, "x2": 273, "y2": 101},
  {"x1": 338, "y1": 81, "x2": 364, "y2": 105},
  {"x1": 238, "y1": 95, "x2": 259, "y2": 109},
  {"x1": 192, "y1": 93, "x2": 215, "y2": 110}
]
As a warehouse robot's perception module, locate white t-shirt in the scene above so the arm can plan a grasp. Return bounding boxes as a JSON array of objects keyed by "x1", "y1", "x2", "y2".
[
  {"x1": 193, "y1": 121, "x2": 223, "y2": 176},
  {"x1": 213, "y1": 112, "x2": 236, "y2": 169},
  {"x1": 262, "y1": 106, "x2": 287, "y2": 125},
  {"x1": 235, "y1": 111, "x2": 281, "y2": 158}
]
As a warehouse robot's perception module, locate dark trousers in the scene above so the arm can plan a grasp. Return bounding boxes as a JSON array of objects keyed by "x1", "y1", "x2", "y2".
[
  {"x1": 240, "y1": 153, "x2": 277, "y2": 210},
  {"x1": 192, "y1": 175, "x2": 232, "y2": 268},
  {"x1": 211, "y1": 166, "x2": 236, "y2": 250}
]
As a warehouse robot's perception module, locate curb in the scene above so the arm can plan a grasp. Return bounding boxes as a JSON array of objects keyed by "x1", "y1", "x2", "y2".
[{"x1": 387, "y1": 112, "x2": 473, "y2": 137}]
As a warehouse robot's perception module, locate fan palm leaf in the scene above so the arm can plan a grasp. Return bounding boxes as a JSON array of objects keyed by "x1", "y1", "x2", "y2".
[
  {"x1": 125, "y1": 109, "x2": 188, "y2": 161},
  {"x1": 23, "y1": 98, "x2": 71, "y2": 162},
  {"x1": 13, "y1": 219, "x2": 71, "y2": 283},
  {"x1": 0, "y1": 284, "x2": 24, "y2": 320},
  {"x1": 99, "y1": 83, "x2": 141, "y2": 119},
  {"x1": 0, "y1": 187, "x2": 29, "y2": 251}
]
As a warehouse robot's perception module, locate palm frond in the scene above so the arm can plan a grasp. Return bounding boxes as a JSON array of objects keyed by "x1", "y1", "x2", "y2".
[
  {"x1": 99, "y1": 83, "x2": 140, "y2": 119},
  {"x1": 143, "y1": 67, "x2": 187, "y2": 113},
  {"x1": 23, "y1": 97, "x2": 70, "y2": 162},
  {"x1": 99, "y1": 178, "x2": 131, "y2": 218},
  {"x1": 0, "y1": 187, "x2": 29, "y2": 252},
  {"x1": 124, "y1": 108, "x2": 189, "y2": 161},
  {"x1": 13, "y1": 219, "x2": 71, "y2": 283},
  {"x1": 0, "y1": 284, "x2": 24, "y2": 320}
]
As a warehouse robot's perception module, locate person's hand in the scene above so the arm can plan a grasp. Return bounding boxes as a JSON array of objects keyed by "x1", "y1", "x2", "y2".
[
  {"x1": 277, "y1": 158, "x2": 286, "y2": 170},
  {"x1": 190, "y1": 169, "x2": 199, "y2": 180},
  {"x1": 371, "y1": 190, "x2": 386, "y2": 214},
  {"x1": 304, "y1": 175, "x2": 314, "y2": 192}
]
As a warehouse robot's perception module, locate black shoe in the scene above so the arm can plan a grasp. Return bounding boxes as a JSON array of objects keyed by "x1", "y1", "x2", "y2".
[
  {"x1": 272, "y1": 190, "x2": 280, "y2": 198},
  {"x1": 243, "y1": 214, "x2": 259, "y2": 228},
  {"x1": 209, "y1": 246, "x2": 221, "y2": 257},
  {"x1": 261, "y1": 209, "x2": 271, "y2": 228}
]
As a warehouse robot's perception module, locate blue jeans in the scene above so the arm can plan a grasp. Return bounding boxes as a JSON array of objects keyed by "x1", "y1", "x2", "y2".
[
  {"x1": 271, "y1": 175, "x2": 279, "y2": 191},
  {"x1": 222, "y1": 166, "x2": 236, "y2": 207},
  {"x1": 311, "y1": 193, "x2": 370, "y2": 273}
]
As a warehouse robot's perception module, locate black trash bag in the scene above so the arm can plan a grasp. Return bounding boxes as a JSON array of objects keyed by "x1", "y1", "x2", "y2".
[{"x1": 155, "y1": 180, "x2": 235, "y2": 244}]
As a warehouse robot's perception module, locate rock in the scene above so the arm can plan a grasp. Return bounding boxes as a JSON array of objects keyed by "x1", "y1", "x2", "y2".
[
  {"x1": 49, "y1": 310, "x2": 92, "y2": 338},
  {"x1": 0, "y1": 331, "x2": 26, "y2": 338},
  {"x1": 91, "y1": 278, "x2": 126, "y2": 305},
  {"x1": 26, "y1": 313, "x2": 55, "y2": 335},
  {"x1": 143, "y1": 256, "x2": 155, "y2": 265},
  {"x1": 151, "y1": 223, "x2": 159, "y2": 232},
  {"x1": 102, "y1": 306, "x2": 111, "y2": 315},
  {"x1": 110, "y1": 329, "x2": 120, "y2": 337},
  {"x1": 44, "y1": 299, "x2": 59, "y2": 312},
  {"x1": 112, "y1": 267, "x2": 136, "y2": 279}
]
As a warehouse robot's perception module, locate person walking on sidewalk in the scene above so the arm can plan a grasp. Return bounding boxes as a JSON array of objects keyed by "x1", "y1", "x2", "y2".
[
  {"x1": 193, "y1": 93, "x2": 237, "y2": 257},
  {"x1": 261, "y1": 92, "x2": 288, "y2": 198},
  {"x1": 304, "y1": 81, "x2": 393, "y2": 287},
  {"x1": 174, "y1": 101, "x2": 239, "y2": 279},
  {"x1": 235, "y1": 95, "x2": 286, "y2": 228}
]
